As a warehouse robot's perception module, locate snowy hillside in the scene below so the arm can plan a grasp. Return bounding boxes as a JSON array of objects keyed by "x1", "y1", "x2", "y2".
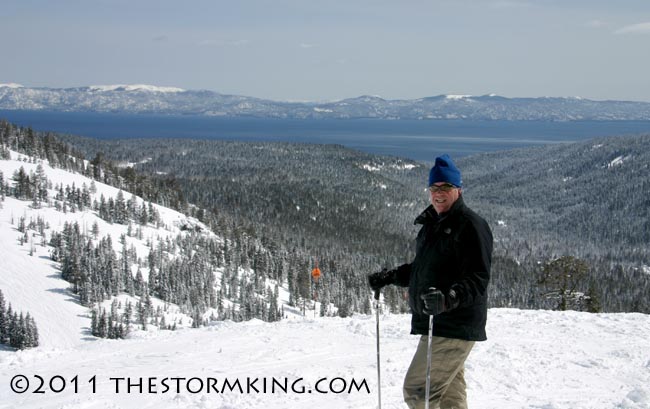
[
  {"x1": 0, "y1": 149, "x2": 218, "y2": 348},
  {"x1": 0, "y1": 310, "x2": 649, "y2": 408}
]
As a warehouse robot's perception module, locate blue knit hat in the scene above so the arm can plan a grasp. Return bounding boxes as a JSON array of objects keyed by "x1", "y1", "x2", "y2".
[{"x1": 429, "y1": 154, "x2": 462, "y2": 187}]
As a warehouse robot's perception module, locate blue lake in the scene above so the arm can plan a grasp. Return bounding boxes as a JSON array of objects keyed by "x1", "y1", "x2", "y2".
[{"x1": 2, "y1": 110, "x2": 650, "y2": 163}]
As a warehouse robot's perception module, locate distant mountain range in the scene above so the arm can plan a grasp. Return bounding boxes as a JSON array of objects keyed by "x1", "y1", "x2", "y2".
[{"x1": 2, "y1": 83, "x2": 650, "y2": 121}]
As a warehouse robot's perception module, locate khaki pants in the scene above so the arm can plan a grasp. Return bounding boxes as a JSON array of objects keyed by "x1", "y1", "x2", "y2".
[{"x1": 403, "y1": 335, "x2": 475, "y2": 409}]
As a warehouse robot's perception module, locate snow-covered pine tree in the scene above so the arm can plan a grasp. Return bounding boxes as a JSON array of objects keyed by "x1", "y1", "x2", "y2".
[
  {"x1": 12, "y1": 166, "x2": 31, "y2": 199},
  {"x1": 28, "y1": 314, "x2": 39, "y2": 347},
  {"x1": 0, "y1": 291, "x2": 40, "y2": 349},
  {"x1": 0, "y1": 170, "x2": 6, "y2": 203},
  {"x1": 0, "y1": 290, "x2": 7, "y2": 344},
  {"x1": 34, "y1": 162, "x2": 48, "y2": 206}
]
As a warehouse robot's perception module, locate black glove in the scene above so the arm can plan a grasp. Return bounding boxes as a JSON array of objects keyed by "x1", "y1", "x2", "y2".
[
  {"x1": 421, "y1": 287, "x2": 460, "y2": 316},
  {"x1": 367, "y1": 269, "x2": 395, "y2": 292}
]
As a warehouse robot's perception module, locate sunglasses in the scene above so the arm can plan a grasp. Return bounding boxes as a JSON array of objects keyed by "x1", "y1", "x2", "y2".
[{"x1": 428, "y1": 183, "x2": 457, "y2": 193}]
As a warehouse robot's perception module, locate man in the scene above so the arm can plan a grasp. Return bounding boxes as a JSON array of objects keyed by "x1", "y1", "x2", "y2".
[{"x1": 368, "y1": 154, "x2": 493, "y2": 409}]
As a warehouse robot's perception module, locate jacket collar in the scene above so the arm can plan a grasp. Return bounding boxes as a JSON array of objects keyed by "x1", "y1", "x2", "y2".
[{"x1": 414, "y1": 195, "x2": 465, "y2": 225}]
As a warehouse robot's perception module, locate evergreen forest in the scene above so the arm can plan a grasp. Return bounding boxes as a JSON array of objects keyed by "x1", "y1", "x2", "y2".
[{"x1": 2, "y1": 119, "x2": 649, "y2": 325}]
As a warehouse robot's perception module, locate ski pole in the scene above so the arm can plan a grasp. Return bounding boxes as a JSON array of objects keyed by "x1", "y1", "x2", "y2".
[
  {"x1": 424, "y1": 313, "x2": 434, "y2": 409},
  {"x1": 374, "y1": 289, "x2": 382, "y2": 409}
]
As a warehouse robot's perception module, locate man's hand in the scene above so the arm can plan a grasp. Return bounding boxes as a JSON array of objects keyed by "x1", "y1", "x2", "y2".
[
  {"x1": 421, "y1": 287, "x2": 459, "y2": 316},
  {"x1": 367, "y1": 269, "x2": 395, "y2": 292}
]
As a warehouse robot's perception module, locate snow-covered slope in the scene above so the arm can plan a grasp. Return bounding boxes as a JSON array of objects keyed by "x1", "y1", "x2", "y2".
[
  {"x1": 0, "y1": 196, "x2": 89, "y2": 349},
  {"x1": 0, "y1": 310, "x2": 648, "y2": 408},
  {"x1": 0, "y1": 150, "x2": 211, "y2": 347}
]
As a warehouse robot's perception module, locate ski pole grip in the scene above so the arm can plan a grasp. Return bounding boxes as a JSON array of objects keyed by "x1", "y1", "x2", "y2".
[{"x1": 374, "y1": 289, "x2": 381, "y2": 300}]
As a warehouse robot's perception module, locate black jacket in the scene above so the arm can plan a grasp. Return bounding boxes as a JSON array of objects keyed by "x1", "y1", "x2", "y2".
[{"x1": 393, "y1": 196, "x2": 493, "y2": 341}]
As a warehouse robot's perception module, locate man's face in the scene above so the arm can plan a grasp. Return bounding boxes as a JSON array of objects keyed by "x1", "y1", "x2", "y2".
[{"x1": 429, "y1": 182, "x2": 461, "y2": 214}]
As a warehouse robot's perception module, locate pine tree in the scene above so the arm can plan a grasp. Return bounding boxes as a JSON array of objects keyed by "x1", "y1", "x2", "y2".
[
  {"x1": 23, "y1": 313, "x2": 36, "y2": 347},
  {"x1": 81, "y1": 183, "x2": 91, "y2": 209},
  {"x1": 98, "y1": 195, "x2": 109, "y2": 221},
  {"x1": 539, "y1": 255, "x2": 590, "y2": 311},
  {"x1": 28, "y1": 315, "x2": 39, "y2": 347},
  {"x1": 267, "y1": 285, "x2": 279, "y2": 322},
  {"x1": 0, "y1": 145, "x2": 10, "y2": 160},
  {"x1": 91, "y1": 308, "x2": 98, "y2": 336},
  {"x1": 0, "y1": 170, "x2": 6, "y2": 203},
  {"x1": 10, "y1": 312, "x2": 26, "y2": 349},
  {"x1": 119, "y1": 234, "x2": 131, "y2": 296},
  {"x1": 91, "y1": 221, "x2": 100, "y2": 239},
  {"x1": 139, "y1": 203, "x2": 148, "y2": 225},
  {"x1": 123, "y1": 301, "x2": 133, "y2": 329},
  {"x1": 584, "y1": 282, "x2": 602, "y2": 313},
  {"x1": 12, "y1": 166, "x2": 31, "y2": 199},
  {"x1": 5, "y1": 305, "x2": 15, "y2": 346},
  {"x1": 320, "y1": 288, "x2": 331, "y2": 317},
  {"x1": 0, "y1": 290, "x2": 7, "y2": 344},
  {"x1": 34, "y1": 163, "x2": 48, "y2": 204},
  {"x1": 115, "y1": 190, "x2": 127, "y2": 224},
  {"x1": 137, "y1": 301, "x2": 148, "y2": 330},
  {"x1": 97, "y1": 309, "x2": 108, "y2": 338}
]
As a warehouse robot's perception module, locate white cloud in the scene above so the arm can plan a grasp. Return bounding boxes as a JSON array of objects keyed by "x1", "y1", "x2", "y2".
[
  {"x1": 299, "y1": 43, "x2": 316, "y2": 49},
  {"x1": 614, "y1": 22, "x2": 650, "y2": 35}
]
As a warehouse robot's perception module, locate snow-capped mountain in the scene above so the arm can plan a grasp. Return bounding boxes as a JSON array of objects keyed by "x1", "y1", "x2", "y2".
[
  {"x1": 87, "y1": 84, "x2": 186, "y2": 93},
  {"x1": 2, "y1": 83, "x2": 650, "y2": 120}
]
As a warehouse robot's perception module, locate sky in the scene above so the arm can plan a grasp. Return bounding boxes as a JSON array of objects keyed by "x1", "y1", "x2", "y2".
[{"x1": 2, "y1": 0, "x2": 650, "y2": 102}]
